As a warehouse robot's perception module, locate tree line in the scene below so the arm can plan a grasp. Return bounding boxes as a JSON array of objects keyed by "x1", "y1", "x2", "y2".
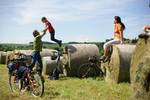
[{"x1": 0, "y1": 38, "x2": 137, "y2": 55}]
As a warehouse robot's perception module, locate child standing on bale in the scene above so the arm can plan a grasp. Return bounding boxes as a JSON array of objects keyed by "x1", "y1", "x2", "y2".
[{"x1": 41, "y1": 17, "x2": 62, "y2": 47}]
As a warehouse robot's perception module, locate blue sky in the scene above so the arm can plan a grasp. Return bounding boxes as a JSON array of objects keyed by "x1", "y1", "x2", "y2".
[{"x1": 0, "y1": 0, "x2": 149, "y2": 43}]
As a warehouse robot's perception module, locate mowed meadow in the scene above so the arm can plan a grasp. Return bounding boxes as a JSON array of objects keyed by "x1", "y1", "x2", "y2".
[{"x1": 0, "y1": 64, "x2": 132, "y2": 100}]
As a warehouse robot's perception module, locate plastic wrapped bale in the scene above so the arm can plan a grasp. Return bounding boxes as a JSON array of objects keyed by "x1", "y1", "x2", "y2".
[
  {"x1": 62, "y1": 44, "x2": 100, "y2": 77},
  {"x1": 43, "y1": 56, "x2": 63, "y2": 75},
  {"x1": 130, "y1": 32, "x2": 150, "y2": 100},
  {"x1": 101, "y1": 44, "x2": 135, "y2": 84},
  {"x1": 0, "y1": 51, "x2": 7, "y2": 64}
]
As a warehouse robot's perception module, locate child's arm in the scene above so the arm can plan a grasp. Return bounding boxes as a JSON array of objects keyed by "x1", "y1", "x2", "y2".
[
  {"x1": 40, "y1": 29, "x2": 47, "y2": 38},
  {"x1": 42, "y1": 26, "x2": 48, "y2": 32},
  {"x1": 44, "y1": 25, "x2": 49, "y2": 30},
  {"x1": 41, "y1": 28, "x2": 47, "y2": 33},
  {"x1": 42, "y1": 22, "x2": 49, "y2": 32}
]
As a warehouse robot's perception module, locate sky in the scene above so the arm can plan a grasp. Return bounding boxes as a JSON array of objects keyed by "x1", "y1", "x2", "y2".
[{"x1": 0, "y1": 0, "x2": 149, "y2": 43}]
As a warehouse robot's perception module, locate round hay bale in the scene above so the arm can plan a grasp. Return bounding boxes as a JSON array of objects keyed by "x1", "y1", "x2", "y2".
[
  {"x1": 14, "y1": 49, "x2": 56, "y2": 57},
  {"x1": 6, "y1": 51, "x2": 32, "y2": 65},
  {"x1": 14, "y1": 50, "x2": 33, "y2": 56},
  {"x1": 102, "y1": 44, "x2": 135, "y2": 84},
  {"x1": 62, "y1": 44, "x2": 100, "y2": 77},
  {"x1": 12, "y1": 49, "x2": 57, "y2": 68},
  {"x1": 41, "y1": 49, "x2": 57, "y2": 57},
  {"x1": 5, "y1": 51, "x2": 14, "y2": 64},
  {"x1": 130, "y1": 32, "x2": 150, "y2": 99},
  {"x1": 13, "y1": 50, "x2": 32, "y2": 65},
  {"x1": 43, "y1": 56, "x2": 63, "y2": 75},
  {"x1": 0, "y1": 51, "x2": 7, "y2": 64}
]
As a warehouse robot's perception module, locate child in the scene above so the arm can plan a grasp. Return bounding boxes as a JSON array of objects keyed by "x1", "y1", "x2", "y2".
[
  {"x1": 29, "y1": 29, "x2": 47, "y2": 76},
  {"x1": 101, "y1": 16, "x2": 125, "y2": 62},
  {"x1": 41, "y1": 17, "x2": 62, "y2": 47}
]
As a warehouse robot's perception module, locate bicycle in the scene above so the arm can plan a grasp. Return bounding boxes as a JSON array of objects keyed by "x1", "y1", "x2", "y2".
[
  {"x1": 78, "y1": 55, "x2": 104, "y2": 79},
  {"x1": 7, "y1": 53, "x2": 44, "y2": 97}
]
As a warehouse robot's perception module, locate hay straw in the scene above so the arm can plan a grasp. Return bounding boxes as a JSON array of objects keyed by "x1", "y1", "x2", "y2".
[
  {"x1": 14, "y1": 49, "x2": 56, "y2": 57},
  {"x1": 130, "y1": 32, "x2": 150, "y2": 99},
  {"x1": 43, "y1": 56, "x2": 63, "y2": 75},
  {"x1": 62, "y1": 44, "x2": 100, "y2": 77},
  {"x1": 102, "y1": 44, "x2": 135, "y2": 84},
  {"x1": 0, "y1": 51, "x2": 7, "y2": 64}
]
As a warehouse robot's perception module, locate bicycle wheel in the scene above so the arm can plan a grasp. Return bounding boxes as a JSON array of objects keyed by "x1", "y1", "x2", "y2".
[
  {"x1": 78, "y1": 63, "x2": 97, "y2": 78},
  {"x1": 30, "y1": 72, "x2": 44, "y2": 97},
  {"x1": 9, "y1": 73, "x2": 21, "y2": 93}
]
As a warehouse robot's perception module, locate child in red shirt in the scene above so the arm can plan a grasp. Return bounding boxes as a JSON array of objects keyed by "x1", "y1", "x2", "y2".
[{"x1": 41, "y1": 17, "x2": 62, "y2": 47}]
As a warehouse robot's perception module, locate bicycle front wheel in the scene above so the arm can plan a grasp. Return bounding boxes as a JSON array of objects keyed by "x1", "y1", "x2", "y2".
[
  {"x1": 78, "y1": 63, "x2": 97, "y2": 78},
  {"x1": 9, "y1": 73, "x2": 21, "y2": 93},
  {"x1": 30, "y1": 72, "x2": 44, "y2": 97}
]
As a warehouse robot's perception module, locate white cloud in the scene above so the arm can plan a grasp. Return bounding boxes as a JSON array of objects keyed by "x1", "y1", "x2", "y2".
[{"x1": 13, "y1": 0, "x2": 136, "y2": 25}]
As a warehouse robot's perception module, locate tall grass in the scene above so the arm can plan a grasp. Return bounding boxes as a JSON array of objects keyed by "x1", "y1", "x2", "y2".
[{"x1": 0, "y1": 64, "x2": 132, "y2": 100}]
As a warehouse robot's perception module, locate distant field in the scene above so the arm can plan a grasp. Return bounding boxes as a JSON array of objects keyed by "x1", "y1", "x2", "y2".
[
  {"x1": 0, "y1": 64, "x2": 132, "y2": 100},
  {"x1": 0, "y1": 43, "x2": 62, "y2": 51}
]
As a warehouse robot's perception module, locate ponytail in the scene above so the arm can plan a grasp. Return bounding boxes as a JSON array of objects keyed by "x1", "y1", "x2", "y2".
[
  {"x1": 121, "y1": 22, "x2": 125, "y2": 30},
  {"x1": 114, "y1": 16, "x2": 126, "y2": 30}
]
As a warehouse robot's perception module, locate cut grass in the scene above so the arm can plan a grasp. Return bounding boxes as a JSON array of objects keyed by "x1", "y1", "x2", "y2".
[{"x1": 0, "y1": 64, "x2": 132, "y2": 100}]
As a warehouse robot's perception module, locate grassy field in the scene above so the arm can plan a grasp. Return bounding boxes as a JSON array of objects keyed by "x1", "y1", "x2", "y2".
[{"x1": 0, "y1": 64, "x2": 132, "y2": 100}]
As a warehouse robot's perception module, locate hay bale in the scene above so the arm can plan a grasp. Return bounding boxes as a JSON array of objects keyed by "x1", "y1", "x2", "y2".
[
  {"x1": 14, "y1": 49, "x2": 56, "y2": 57},
  {"x1": 5, "y1": 51, "x2": 32, "y2": 65},
  {"x1": 14, "y1": 50, "x2": 33, "y2": 56},
  {"x1": 101, "y1": 44, "x2": 135, "y2": 84},
  {"x1": 62, "y1": 44, "x2": 100, "y2": 77},
  {"x1": 0, "y1": 51, "x2": 7, "y2": 64},
  {"x1": 43, "y1": 57, "x2": 63, "y2": 75},
  {"x1": 5, "y1": 51, "x2": 14, "y2": 64},
  {"x1": 130, "y1": 32, "x2": 150, "y2": 99},
  {"x1": 13, "y1": 49, "x2": 57, "y2": 66},
  {"x1": 41, "y1": 49, "x2": 57, "y2": 57},
  {"x1": 7, "y1": 49, "x2": 57, "y2": 68}
]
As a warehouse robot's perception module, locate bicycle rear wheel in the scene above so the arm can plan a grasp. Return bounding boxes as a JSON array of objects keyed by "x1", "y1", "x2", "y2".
[
  {"x1": 30, "y1": 72, "x2": 44, "y2": 97},
  {"x1": 9, "y1": 73, "x2": 21, "y2": 93},
  {"x1": 78, "y1": 63, "x2": 97, "y2": 78}
]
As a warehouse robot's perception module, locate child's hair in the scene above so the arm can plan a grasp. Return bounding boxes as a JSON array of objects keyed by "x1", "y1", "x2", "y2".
[
  {"x1": 114, "y1": 16, "x2": 126, "y2": 30},
  {"x1": 41, "y1": 17, "x2": 47, "y2": 22},
  {"x1": 33, "y1": 30, "x2": 39, "y2": 37}
]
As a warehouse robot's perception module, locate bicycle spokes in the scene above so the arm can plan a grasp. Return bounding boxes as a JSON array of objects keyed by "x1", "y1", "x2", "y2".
[
  {"x1": 30, "y1": 73, "x2": 44, "y2": 97},
  {"x1": 9, "y1": 74, "x2": 21, "y2": 93}
]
